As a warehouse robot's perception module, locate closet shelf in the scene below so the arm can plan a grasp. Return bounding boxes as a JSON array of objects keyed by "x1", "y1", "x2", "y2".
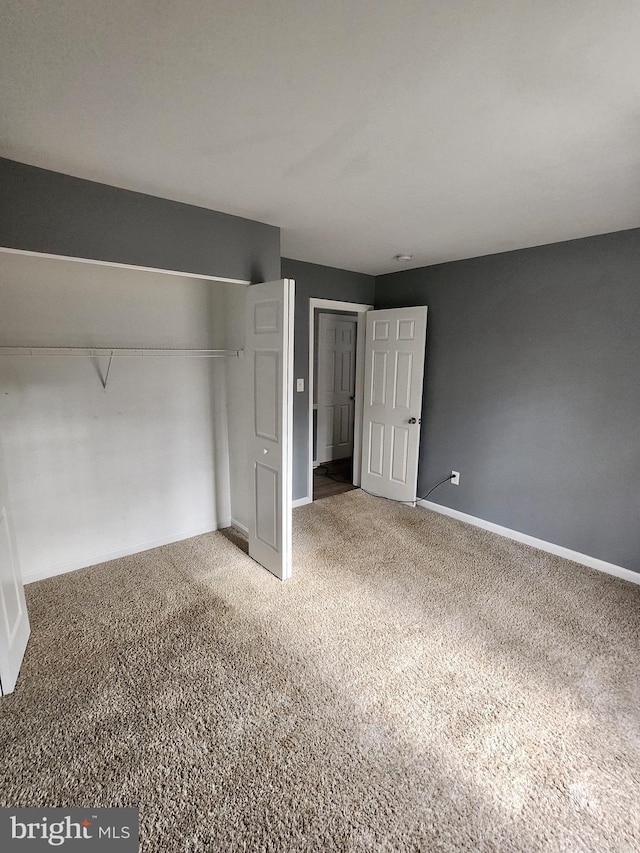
[
  {"x1": 0, "y1": 347, "x2": 243, "y2": 391},
  {"x1": 0, "y1": 347, "x2": 242, "y2": 358}
]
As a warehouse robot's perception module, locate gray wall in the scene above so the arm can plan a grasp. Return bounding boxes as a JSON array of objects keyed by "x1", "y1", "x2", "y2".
[
  {"x1": 0, "y1": 158, "x2": 280, "y2": 282},
  {"x1": 375, "y1": 229, "x2": 640, "y2": 573},
  {"x1": 281, "y1": 258, "x2": 375, "y2": 501}
]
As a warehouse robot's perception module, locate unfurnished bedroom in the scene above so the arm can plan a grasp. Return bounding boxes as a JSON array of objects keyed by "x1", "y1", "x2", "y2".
[{"x1": 1, "y1": 2, "x2": 639, "y2": 852}]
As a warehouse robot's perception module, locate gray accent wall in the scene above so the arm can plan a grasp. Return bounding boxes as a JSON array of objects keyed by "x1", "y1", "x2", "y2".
[
  {"x1": 0, "y1": 158, "x2": 280, "y2": 282},
  {"x1": 375, "y1": 229, "x2": 640, "y2": 573},
  {"x1": 281, "y1": 258, "x2": 375, "y2": 501}
]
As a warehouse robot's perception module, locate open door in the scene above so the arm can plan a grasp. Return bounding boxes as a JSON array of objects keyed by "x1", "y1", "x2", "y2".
[
  {"x1": 316, "y1": 312, "x2": 358, "y2": 464},
  {"x1": 361, "y1": 306, "x2": 428, "y2": 503},
  {"x1": 246, "y1": 279, "x2": 295, "y2": 580},
  {"x1": 0, "y1": 433, "x2": 30, "y2": 696}
]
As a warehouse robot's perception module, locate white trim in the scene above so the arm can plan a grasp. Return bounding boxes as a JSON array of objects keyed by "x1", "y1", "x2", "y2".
[
  {"x1": 23, "y1": 521, "x2": 231, "y2": 584},
  {"x1": 230, "y1": 517, "x2": 249, "y2": 537},
  {"x1": 0, "y1": 247, "x2": 251, "y2": 286},
  {"x1": 292, "y1": 496, "x2": 312, "y2": 508},
  {"x1": 283, "y1": 279, "x2": 295, "y2": 579},
  {"x1": 309, "y1": 299, "x2": 371, "y2": 311},
  {"x1": 307, "y1": 298, "x2": 373, "y2": 505},
  {"x1": 419, "y1": 500, "x2": 639, "y2": 585}
]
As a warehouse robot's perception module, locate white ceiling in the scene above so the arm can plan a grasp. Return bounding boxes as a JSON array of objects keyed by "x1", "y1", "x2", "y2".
[{"x1": 2, "y1": 1, "x2": 640, "y2": 275}]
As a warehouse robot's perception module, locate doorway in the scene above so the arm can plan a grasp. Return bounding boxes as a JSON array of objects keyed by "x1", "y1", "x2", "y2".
[{"x1": 308, "y1": 299, "x2": 373, "y2": 502}]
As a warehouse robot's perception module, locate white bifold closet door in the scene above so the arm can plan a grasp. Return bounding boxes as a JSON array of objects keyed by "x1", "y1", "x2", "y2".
[
  {"x1": 0, "y1": 433, "x2": 30, "y2": 696},
  {"x1": 246, "y1": 279, "x2": 295, "y2": 580},
  {"x1": 361, "y1": 306, "x2": 428, "y2": 503}
]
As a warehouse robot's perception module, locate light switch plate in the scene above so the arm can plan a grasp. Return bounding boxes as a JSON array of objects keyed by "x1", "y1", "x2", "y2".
[{"x1": 296, "y1": 378, "x2": 304, "y2": 392}]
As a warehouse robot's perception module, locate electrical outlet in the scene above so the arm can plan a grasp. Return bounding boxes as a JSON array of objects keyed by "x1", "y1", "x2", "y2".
[{"x1": 451, "y1": 470, "x2": 460, "y2": 485}]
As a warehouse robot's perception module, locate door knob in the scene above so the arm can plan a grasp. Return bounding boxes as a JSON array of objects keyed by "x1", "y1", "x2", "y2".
[{"x1": 408, "y1": 417, "x2": 417, "y2": 424}]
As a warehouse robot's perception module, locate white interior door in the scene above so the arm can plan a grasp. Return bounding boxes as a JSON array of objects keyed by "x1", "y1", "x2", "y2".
[
  {"x1": 361, "y1": 306, "x2": 428, "y2": 503},
  {"x1": 246, "y1": 279, "x2": 294, "y2": 580},
  {"x1": 316, "y1": 313, "x2": 357, "y2": 464},
  {"x1": 0, "y1": 434, "x2": 30, "y2": 696}
]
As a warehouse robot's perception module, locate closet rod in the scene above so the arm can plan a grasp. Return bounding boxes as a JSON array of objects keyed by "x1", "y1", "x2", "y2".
[{"x1": 0, "y1": 347, "x2": 242, "y2": 358}]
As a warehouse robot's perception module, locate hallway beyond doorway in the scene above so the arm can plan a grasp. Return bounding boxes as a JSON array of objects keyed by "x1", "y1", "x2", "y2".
[{"x1": 313, "y1": 458, "x2": 356, "y2": 501}]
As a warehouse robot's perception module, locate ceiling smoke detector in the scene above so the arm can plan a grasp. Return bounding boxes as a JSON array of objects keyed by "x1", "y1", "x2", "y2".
[{"x1": 394, "y1": 254, "x2": 413, "y2": 262}]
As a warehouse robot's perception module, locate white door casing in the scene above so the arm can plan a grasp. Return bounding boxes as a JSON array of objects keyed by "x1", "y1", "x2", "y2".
[
  {"x1": 0, "y1": 433, "x2": 30, "y2": 696},
  {"x1": 361, "y1": 306, "x2": 428, "y2": 503},
  {"x1": 246, "y1": 279, "x2": 294, "y2": 580},
  {"x1": 316, "y1": 313, "x2": 357, "y2": 464},
  {"x1": 307, "y1": 299, "x2": 373, "y2": 503}
]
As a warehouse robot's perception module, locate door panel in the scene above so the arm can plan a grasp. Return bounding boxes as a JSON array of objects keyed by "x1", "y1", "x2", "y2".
[
  {"x1": 316, "y1": 314, "x2": 357, "y2": 463},
  {"x1": 361, "y1": 307, "x2": 428, "y2": 503},
  {"x1": 391, "y1": 426, "x2": 409, "y2": 484},
  {"x1": 393, "y1": 352, "x2": 413, "y2": 410},
  {"x1": 371, "y1": 350, "x2": 388, "y2": 406},
  {"x1": 246, "y1": 280, "x2": 294, "y2": 580},
  {"x1": 254, "y1": 462, "x2": 278, "y2": 550},
  {"x1": 0, "y1": 513, "x2": 22, "y2": 643},
  {"x1": 373, "y1": 319, "x2": 389, "y2": 341},
  {"x1": 0, "y1": 434, "x2": 30, "y2": 696},
  {"x1": 254, "y1": 351, "x2": 279, "y2": 441},
  {"x1": 368, "y1": 422, "x2": 385, "y2": 477}
]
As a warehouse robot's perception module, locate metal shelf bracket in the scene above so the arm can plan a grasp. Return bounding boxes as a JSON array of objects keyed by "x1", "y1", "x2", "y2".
[{"x1": 101, "y1": 350, "x2": 114, "y2": 392}]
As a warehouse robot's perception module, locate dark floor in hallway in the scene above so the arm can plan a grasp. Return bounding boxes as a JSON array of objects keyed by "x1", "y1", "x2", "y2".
[{"x1": 313, "y1": 457, "x2": 356, "y2": 500}]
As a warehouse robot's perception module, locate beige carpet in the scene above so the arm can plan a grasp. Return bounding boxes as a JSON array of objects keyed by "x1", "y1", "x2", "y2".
[{"x1": 1, "y1": 490, "x2": 639, "y2": 851}]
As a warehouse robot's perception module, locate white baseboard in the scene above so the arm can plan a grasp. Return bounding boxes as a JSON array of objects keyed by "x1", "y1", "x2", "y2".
[
  {"x1": 418, "y1": 500, "x2": 639, "y2": 586},
  {"x1": 293, "y1": 496, "x2": 312, "y2": 508},
  {"x1": 230, "y1": 517, "x2": 249, "y2": 536},
  {"x1": 23, "y1": 521, "x2": 230, "y2": 585}
]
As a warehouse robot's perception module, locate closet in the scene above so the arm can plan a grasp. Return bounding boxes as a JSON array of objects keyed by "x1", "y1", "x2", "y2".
[
  {"x1": 0, "y1": 251, "x2": 293, "y2": 583},
  {"x1": 0, "y1": 250, "x2": 294, "y2": 694}
]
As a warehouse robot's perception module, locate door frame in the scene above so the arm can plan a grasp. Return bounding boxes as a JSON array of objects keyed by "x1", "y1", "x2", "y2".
[{"x1": 307, "y1": 298, "x2": 373, "y2": 503}]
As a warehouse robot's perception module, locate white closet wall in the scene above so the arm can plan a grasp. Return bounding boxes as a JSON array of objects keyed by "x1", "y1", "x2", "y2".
[{"x1": 0, "y1": 252, "x2": 244, "y2": 582}]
